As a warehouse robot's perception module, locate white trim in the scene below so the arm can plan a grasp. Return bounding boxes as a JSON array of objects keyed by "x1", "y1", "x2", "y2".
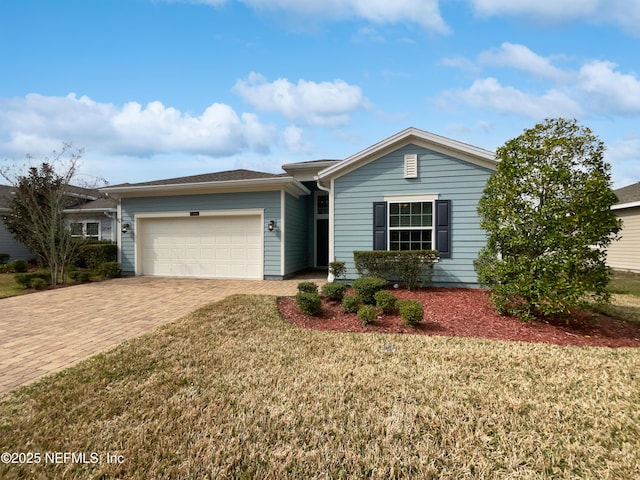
[
  {"x1": 134, "y1": 209, "x2": 265, "y2": 278},
  {"x1": 69, "y1": 219, "x2": 101, "y2": 240},
  {"x1": 329, "y1": 178, "x2": 335, "y2": 263},
  {"x1": 117, "y1": 200, "x2": 122, "y2": 264},
  {"x1": 314, "y1": 191, "x2": 329, "y2": 268},
  {"x1": 317, "y1": 127, "x2": 497, "y2": 181},
  {"x1": 280, "y1": 190, "x2": 285, "y2": 277},
  {"x1": 102, "y1": 177, "x2": 310, "y2": 199},
  {"x1": 384, "y1": 194, "x2": 439, "y2": 203},
  {"x1": 613, "y1": 200, "x2": 640, "y2": 210}
]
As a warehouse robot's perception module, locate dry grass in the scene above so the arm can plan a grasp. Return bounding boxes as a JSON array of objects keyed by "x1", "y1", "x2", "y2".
[
  {"x1": 0, "y1": 273, "x2": 26, "y2": 299},
  {"x1": 1, "y1": 295, "x2": 639, "y2": 479},
  {"x1": 609, "y1": 271, "x2": 640, "y2": 298}
]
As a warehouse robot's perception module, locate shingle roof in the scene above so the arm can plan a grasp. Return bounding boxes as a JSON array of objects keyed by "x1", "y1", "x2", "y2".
[
  {"x1": 0, "y1": 184, "x2": 115, "y2": 210},
  {"x1": 107, "y1": 169, "x2": 287, "y2": 188},
  {"x1": 614, "y1": 182, "x2": 640, "y2": 204}
]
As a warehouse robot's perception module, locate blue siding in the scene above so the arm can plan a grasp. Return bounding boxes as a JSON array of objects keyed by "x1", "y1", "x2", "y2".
[
  {"x1": 333, "y1": 144, "x2": 493, "y2": 286},
  {"x1": 284, "y1": 192, "x2": 310, "y2": 276},
  {"x1": 0, "y1": 219, "x2": 32, "y2": 261},
  {"x1": 120, "y1": 191, "x2": 282, "y2": 277}
]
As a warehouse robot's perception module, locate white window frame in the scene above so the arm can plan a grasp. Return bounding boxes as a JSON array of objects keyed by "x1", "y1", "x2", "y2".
[
  {"x1": 384, "y1": 194, "x2": 438, "y2": 251},
  {"x1": 70, "y1": 220, "x2": 101, "y2": 240}
]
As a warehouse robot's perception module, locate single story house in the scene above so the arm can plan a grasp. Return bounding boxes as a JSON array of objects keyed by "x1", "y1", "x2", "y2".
[
  {"x1": 102, "y1": 128, "x2": 497, "y2": 286},
  {"x1": 608, "y1": 182, "x2": 640, "y2": 272},
  {"x1": 0, "y1": 184, "x2": 117, "y2": 262}
]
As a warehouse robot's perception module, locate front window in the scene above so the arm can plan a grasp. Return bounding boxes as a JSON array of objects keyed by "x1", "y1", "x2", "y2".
[
  {"x1": 70, "y1": 221, "x2": 100, "y2": 240},
  {"x1": 389, "y1": 201, "x2": 433, "y2": 250}
]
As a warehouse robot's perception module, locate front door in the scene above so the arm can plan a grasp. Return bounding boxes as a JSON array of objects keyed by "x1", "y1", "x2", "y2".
[
  {"x1": 316, "y1": 218, "x2": 329, "y2": 267},
  {"x1": 315, "y1": 193, "x2": 329, "y2": 268}
]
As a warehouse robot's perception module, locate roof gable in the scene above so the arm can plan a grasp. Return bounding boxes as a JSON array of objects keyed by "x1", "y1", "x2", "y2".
[{"x1": 317, "y1": 127, "x2": 496, "y2": 181}]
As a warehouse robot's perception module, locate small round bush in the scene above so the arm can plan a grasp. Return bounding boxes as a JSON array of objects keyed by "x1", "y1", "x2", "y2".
[
  {"x1": 11, "y1": 259, "x2": 28, "y2": 273},
  {"x1": 76, "y1": 271, "x2": 92, "y2": 283},
  {"x1": 357, "y1": 305, "x2": 378, "y2": 325},
  {"x1": 375, "y1": 290, "x2": 398, "y2": 314},
  {"x1": 29, "y1": 277, "x2": 48, "y2": 290},
  {"x1": 398, "y1": 299, "x2": 424, "y2": 326},
  {"x1": 342, "y1": 294, "x2": 362, "y2": 314},
  {"x1": 296, "y1": 291, "x2": 322, "y2": 316},
  {"x1": 351, "y1": 276, "x2": 387, "y2": 304},
  {"x1": 321, "y1": 282, "x2": 347, "y2": 301},
  {"x1": 297, "y1": 281, "x2": 319, "y2": 294},
  {"x1": 96, "y1": 261, "x2": 121, "y2": 279}
]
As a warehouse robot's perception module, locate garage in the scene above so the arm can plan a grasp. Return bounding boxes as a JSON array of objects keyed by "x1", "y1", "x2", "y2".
[{"x1": 137, "y1": 214, "x2": 263, "y2": 279}]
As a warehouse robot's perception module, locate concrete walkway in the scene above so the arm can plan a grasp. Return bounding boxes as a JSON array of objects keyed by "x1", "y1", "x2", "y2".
[{"x1": 0, "y1": 274, "x2": 326, "y2": 395}]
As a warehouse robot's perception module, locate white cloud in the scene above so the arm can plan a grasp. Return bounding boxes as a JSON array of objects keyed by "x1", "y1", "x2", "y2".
[
  {"x1": 232, "y1": 72, "x2": 370, "y2": 127},
  {"x1": 0, "y1": 93, "x2": 275, "y2": 158},
  {"x1": 448, "y1": 77, "x2": 581, "y2": 118},
  {"x1": 577, "y1": 61, "x2": 640, "y2": 115},
  {"x1": 442, "y1": 44, "x2": 640, "y2": 119},
  {"x1": 467, "y1": 0, "x2": 640, "y2": 33},
  {"x1": 165, "y1": 0, "x2": 449, "y2": 33},
  {"x1": 478, "y1": 43, "x2": 568, "y2": 81},
  {"x1": 281, "y1": 125, "x2": 313, "y2": 154}
]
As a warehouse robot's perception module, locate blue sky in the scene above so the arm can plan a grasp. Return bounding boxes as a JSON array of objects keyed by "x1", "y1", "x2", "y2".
[{"x1": 0, "y1": 0, "x2": 639, "y2": 187}]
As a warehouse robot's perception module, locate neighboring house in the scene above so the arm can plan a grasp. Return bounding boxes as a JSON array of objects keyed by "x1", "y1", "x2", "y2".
[
  {"x1": 0, "y1": 184, "x2": 117, "y2": 262},
  {"x1": 102, "y1": 128, "x2": 497, "y2": 286},
  {"x1": 609, "y1": 182, "x2": 640, "y2": 272}
]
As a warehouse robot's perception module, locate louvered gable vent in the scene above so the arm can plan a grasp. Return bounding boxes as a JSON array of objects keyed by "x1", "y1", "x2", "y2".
[{"x1": 404, "y1": 154, "x2": 418, "y2": 178}]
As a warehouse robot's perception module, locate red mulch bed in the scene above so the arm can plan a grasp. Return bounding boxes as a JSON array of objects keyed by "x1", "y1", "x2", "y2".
[{"x1": 278, "y1": 288, "x2": 640, "y2": 348}]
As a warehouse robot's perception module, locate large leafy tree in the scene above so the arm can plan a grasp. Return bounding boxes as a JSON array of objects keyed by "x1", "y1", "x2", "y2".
[
  {"x1": 2, "y1": 145, "x2": 84, "y2": 285},
  {"x1": 475, "y1": 118, "x2": 621, "y2": 320}
]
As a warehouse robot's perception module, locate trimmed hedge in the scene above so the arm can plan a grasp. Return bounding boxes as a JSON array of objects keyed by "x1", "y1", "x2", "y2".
[
  {"x1": 96, "y1": 261, "x2": 121, "y2": 279},
  {"x1": 375, "y1": 290, "x2": 398, "y2": 314},
  {"x1": 296, "y1": 292, "x2": 322, "y2": 316},
  {"x1": 297, "y1": 281, "x2": 319, "y2": 294},
  {"x1": 342, "y1": 294, "x2": 362, "y2": 314},
  {"x1": 398, "y1": 299, "x2": 424, "y2": 326},
  {"x1": 15, "y1": 270, "x2": 50, "y2": 288},
  {"x1": 353, "y1": 250, "x2": 438, "y2": 290},
  {"x1": 351, "y1": 276, "x2": 387, "y2": 305},
  {"x1": 357, "y1": 305, "x2": 377, "y2": 325},
  {"x1": 321, "y1": 282, "x2": 347, "y2": 301},
  {"x1": 78, "y1": 242, "x2": 117, "y2": 270},
  {"x1": 11, "y1": 259, "x2": 29, "y2": 273}
]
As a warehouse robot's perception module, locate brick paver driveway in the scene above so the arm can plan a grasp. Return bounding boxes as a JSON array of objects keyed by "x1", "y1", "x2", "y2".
[{"x1": 0, "y1": 274, "x2": 325, "y2": 395}]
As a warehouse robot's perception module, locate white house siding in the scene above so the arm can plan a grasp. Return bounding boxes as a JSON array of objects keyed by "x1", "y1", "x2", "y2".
[
  {"x1": 608, "y1": 206, "x2": 640, "y2": 272},
  {"x1": 333, "y1": 143, "x2": 493, "y2": 287}
]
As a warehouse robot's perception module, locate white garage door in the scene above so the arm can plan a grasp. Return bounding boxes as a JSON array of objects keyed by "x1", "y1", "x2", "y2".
[{"x1": 139, "y1": 215, "x2": 263, "y2": 279}]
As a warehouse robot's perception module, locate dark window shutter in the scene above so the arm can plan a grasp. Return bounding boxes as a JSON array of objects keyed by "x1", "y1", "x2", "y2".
[
  {"x1": 373, "y1": 202, "x2": 387, "y2": 250},
  {"x1": 435, "y1": 200, "x2": 451, "y2": 258}
]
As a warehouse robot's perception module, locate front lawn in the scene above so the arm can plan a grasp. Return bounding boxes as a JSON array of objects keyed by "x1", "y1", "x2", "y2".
[
  {"x1": 1, "y1": 295, "x2": 638, "y2": 479},
  {"x1": 0, "y1": 273, "x2": 26, "y2": 299}
]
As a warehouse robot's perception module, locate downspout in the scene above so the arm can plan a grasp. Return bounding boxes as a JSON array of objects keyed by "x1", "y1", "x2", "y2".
[{"x1": 315, "y1": 178, "x2": 334, "y2": 282}]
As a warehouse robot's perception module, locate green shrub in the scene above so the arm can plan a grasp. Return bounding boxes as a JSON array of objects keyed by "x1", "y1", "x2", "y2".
[
  {"x1": 329, "y1": 261, "x2": 346, "y2": 280},
  {"x1": 353, "y1": 250, "x2": 437, "y2": 290},
  {"x1": 15, "y1": 270, "x2": 50, "y2": 288},
  {"x1": 78, "y1": 242, "x2": 117, "y2": 270},
  {"x1": 357, "y1": 305, "x2": 378, "y2": 325},
  {"x1": 398, "y1": 299, "x2": 424, "y2": 326},
  {"x1": 321, "y1": 282, "x2": 347, "y2": 301},
  {"x1": 75, "y1": 270, "x2": 91, "y2": 283},
  {"x1": 351, "y1": 276, "x2": 387, "y2": 304},
  {"x1": 29, "y1": 277, "x2": 48, "y2": 290},
  {"x1": 0, "y1": 253, "x2": 9, "y2": 265},
  {"x1": 96, "y1": 261, "x2": 121, "y2": 279},
  {"x1": 11, "y1": 259, "x2": 29, "y2": 273},
  {"x1": 342, "y1": 294, "x2": 362, "y2": 314},
  {"x1": 375, "y1": 290, "x2": 398, "y2": 314},
  {"x1": 0, "y1": 264, "x2": 13, "y2": 274},
  {"x1": 297, "y1": 281, "x2": 319, "y2": 294},
  {"x1": 296, "y1": 292, "x2": 322, "y2": 316}
]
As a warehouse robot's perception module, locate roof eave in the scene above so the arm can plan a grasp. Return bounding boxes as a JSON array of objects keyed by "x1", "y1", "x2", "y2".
[
  {"x1": 613, "y1": 200, "x2": 640, "y2": 210},
  {"x1": 100, "y1": 176, "x2": 310, "y2": 198}
]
